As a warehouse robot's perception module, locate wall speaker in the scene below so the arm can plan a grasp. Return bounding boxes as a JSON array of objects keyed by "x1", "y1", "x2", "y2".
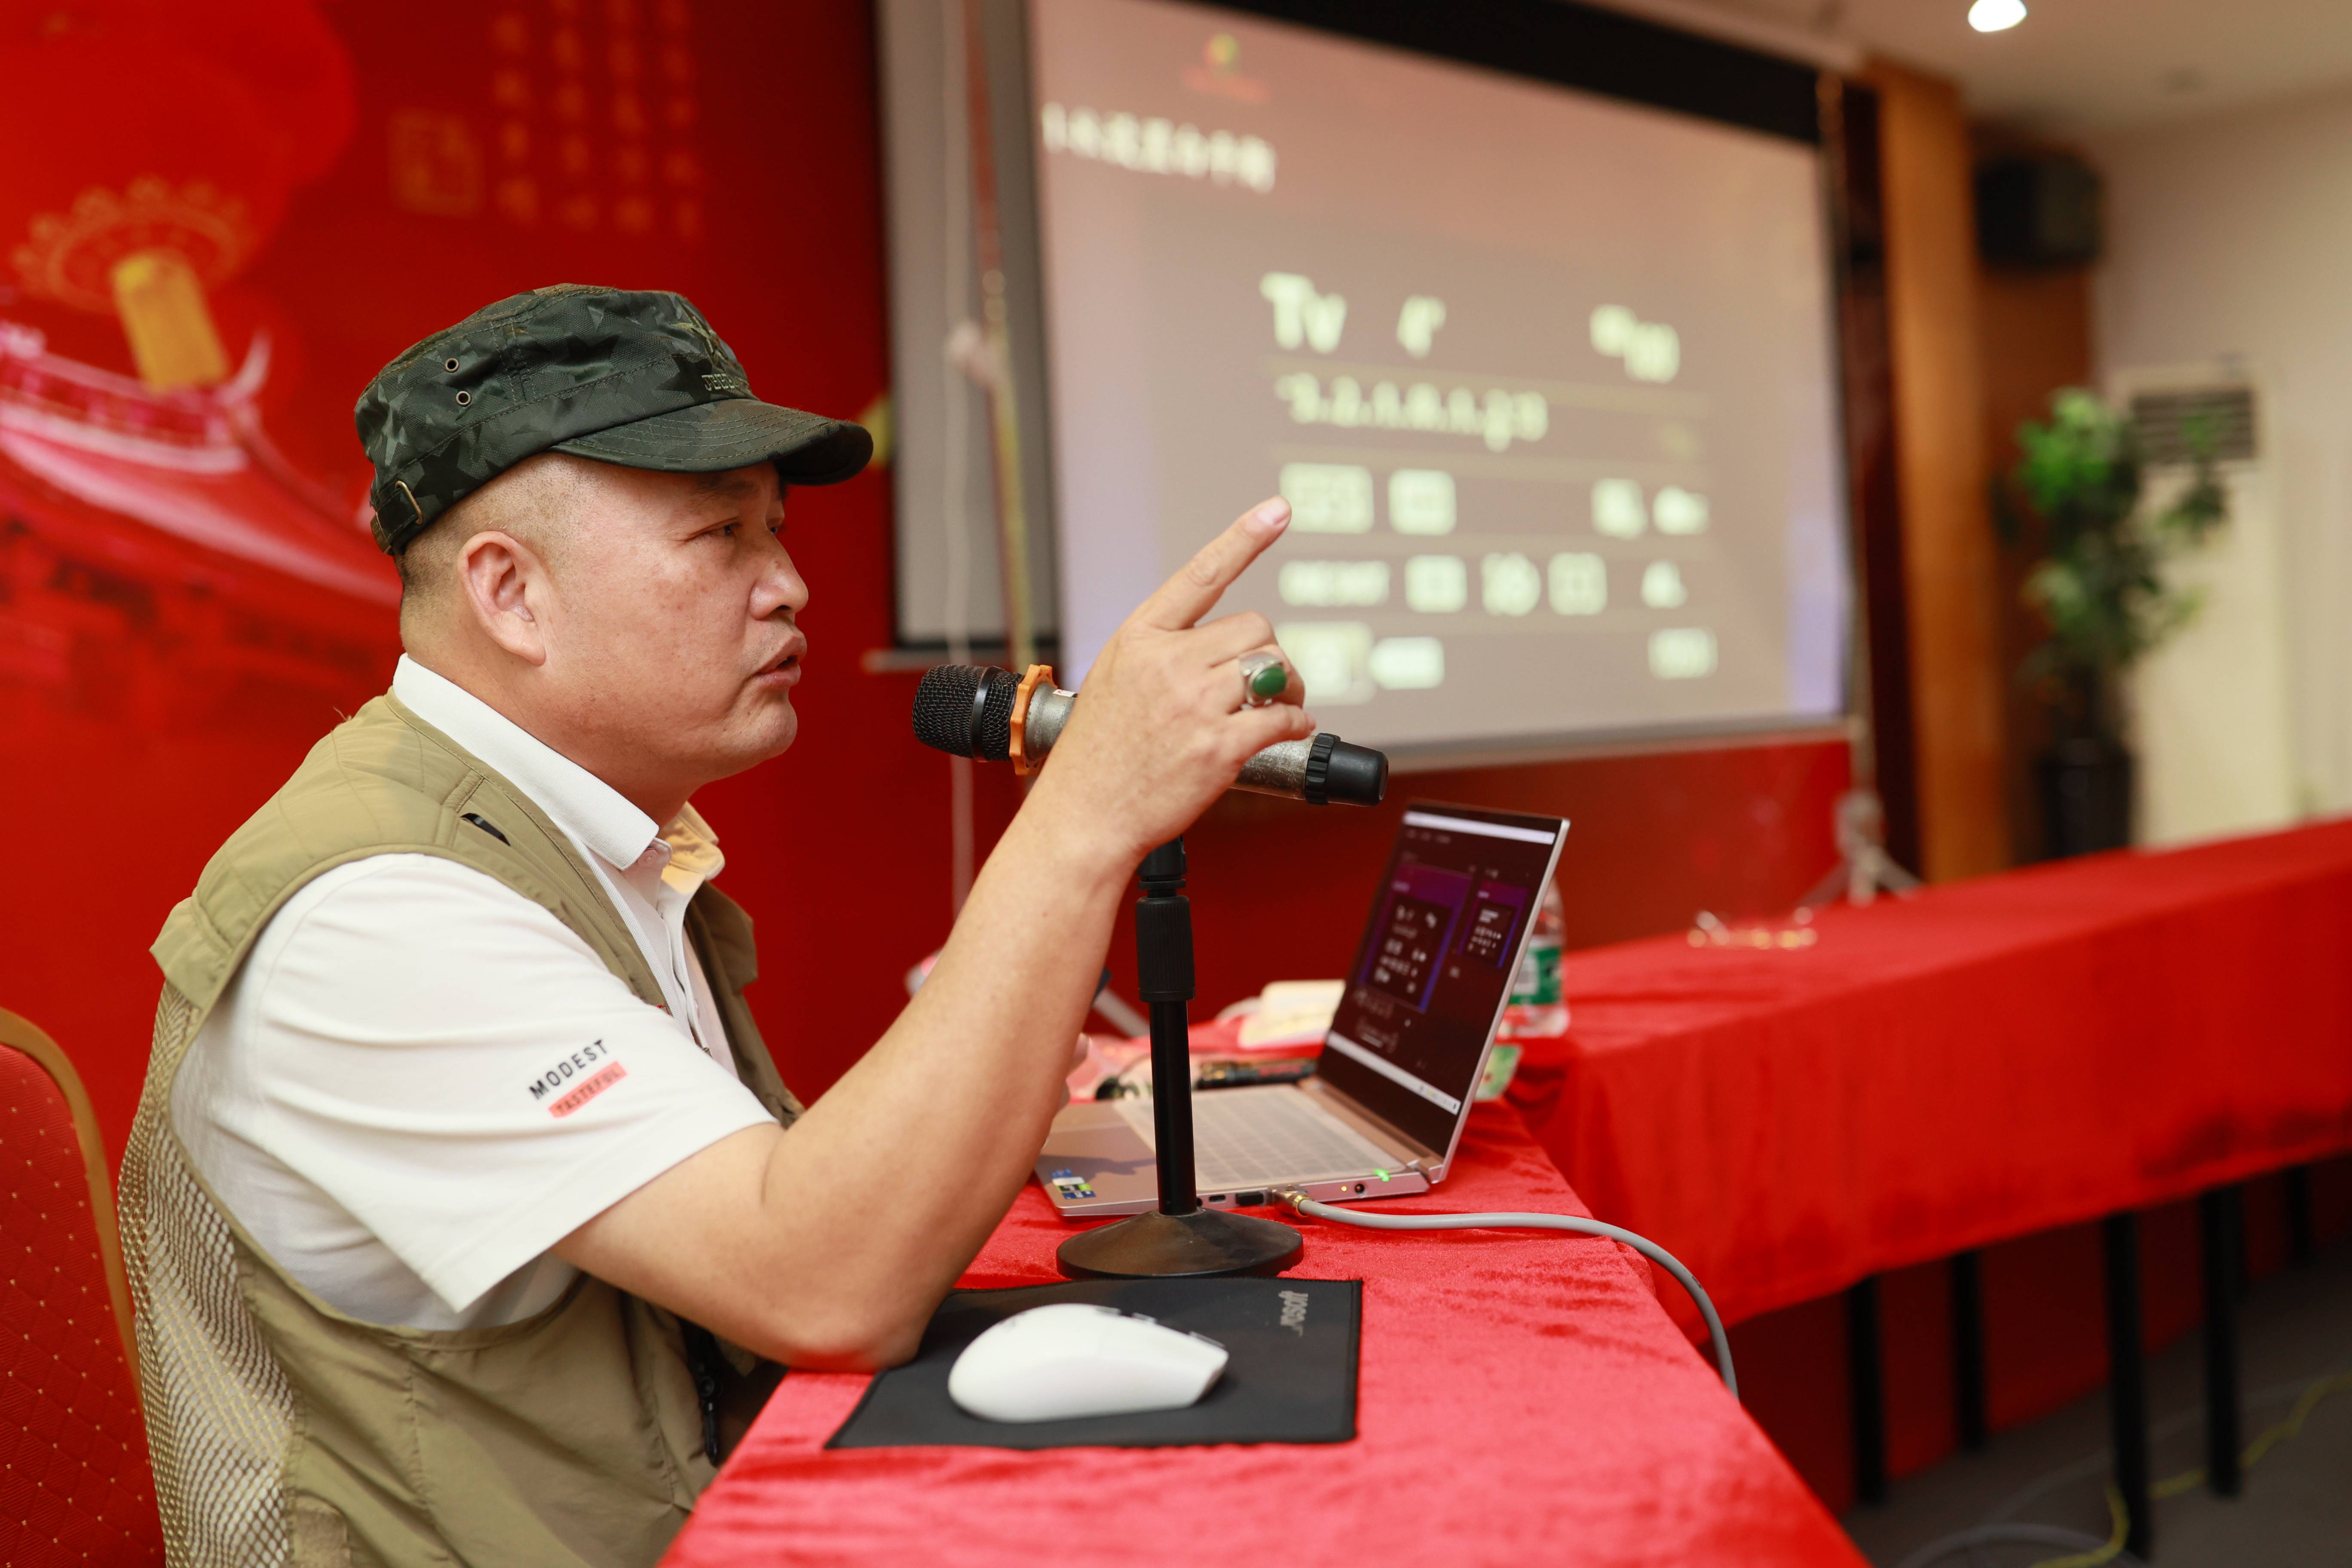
[{"x1": 1976, "y1": 155, "x2": 2101, "y2": 267}]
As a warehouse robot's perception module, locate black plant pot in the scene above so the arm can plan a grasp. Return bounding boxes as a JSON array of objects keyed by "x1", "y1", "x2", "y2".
[{"x1": 2036, "y1": 738, "x2": 2134, "y2": 860}]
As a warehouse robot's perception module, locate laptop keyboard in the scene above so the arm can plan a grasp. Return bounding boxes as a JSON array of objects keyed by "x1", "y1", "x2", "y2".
[{"x1": 1114, "y1": 1087, "x2": 1399, "y2": 1192}]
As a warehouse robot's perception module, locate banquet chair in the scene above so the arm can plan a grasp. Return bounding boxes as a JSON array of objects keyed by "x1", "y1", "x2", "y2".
[{"x1": 0, "y1": 1007, "x2": 163, "y2": 1566}]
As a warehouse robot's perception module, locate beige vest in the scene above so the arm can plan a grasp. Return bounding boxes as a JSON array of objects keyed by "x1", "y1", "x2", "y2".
[{"x1": 120, "y1": 694, "x2": 802, "y2": 1568}]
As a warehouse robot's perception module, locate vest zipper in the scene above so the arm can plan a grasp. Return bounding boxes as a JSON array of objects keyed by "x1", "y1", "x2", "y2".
[{"x1": 680, "y1": 1322, "x2": 723, "y2": 1465}]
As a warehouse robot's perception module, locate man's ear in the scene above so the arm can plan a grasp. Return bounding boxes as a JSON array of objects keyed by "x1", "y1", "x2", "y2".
[{"x1": 457, "y1": 531, "x2": 554, "y2": 666}]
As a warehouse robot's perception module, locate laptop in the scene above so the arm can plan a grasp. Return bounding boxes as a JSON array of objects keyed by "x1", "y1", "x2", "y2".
[{"x1": 1037, "y1": 803, "x2": 1569, "y2": 1216}]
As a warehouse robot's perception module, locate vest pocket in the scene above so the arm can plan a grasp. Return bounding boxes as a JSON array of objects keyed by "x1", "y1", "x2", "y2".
[{"x1": 292, "y1": 1500, "x2": 352, "y2": 1566}]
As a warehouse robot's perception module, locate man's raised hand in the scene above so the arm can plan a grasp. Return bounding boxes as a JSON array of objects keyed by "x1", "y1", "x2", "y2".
[{"x1": 1027, "y1": 497, "x2": 1315, "y2": 864}]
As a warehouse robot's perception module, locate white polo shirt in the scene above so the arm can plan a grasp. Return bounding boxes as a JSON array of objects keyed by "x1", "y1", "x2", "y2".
[{"x1": 171, "y1": 657, "x2": 776, "y2": 1330}]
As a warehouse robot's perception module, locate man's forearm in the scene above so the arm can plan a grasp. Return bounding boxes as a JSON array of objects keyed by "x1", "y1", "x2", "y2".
[
  {"x1": 554, "y1": 796, "x2": 1137, "y2": 1367},
  {"x1": 734, "y1": 797, "x2": 1138, "y2": 1360}
]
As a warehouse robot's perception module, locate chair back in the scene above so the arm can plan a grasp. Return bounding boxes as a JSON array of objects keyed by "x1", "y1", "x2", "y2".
[{"x1": 0, "y1": 1008, "x2": 163, "y2": 1566}]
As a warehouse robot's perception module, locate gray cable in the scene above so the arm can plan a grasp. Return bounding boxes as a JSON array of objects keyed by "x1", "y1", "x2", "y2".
[
  {"x1": 1280, "y1": 1194, "x2": 1737, "y2": 1400},
  {"x1": 1985, "y1": 1367, "x2": 2343, "y2": 1525},
  {"x1": 1891, "y1": 1523, "x2": 2138, "y2": 1568},
  {"x1": 1888, "y1": 1364, "x2": 2347, "y2": 1568}
]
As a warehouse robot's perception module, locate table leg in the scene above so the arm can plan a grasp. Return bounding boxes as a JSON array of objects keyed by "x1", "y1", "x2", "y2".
[
  {"x1": 2102, "y1": 1212, "x2": 2153, "y2": 1560},
  {"x1": 1951, "y1": 1249, "x2": 1988, "y2": 1452},
  {"x1": 2200, "y1": 1187, "x2": 2243, "y2": 1498},
  {"x1": 2285, "y1": 1164, "x2": 2315, "y2": 1268},
  {"x1": 1846, "y1": 1275, "x2": 1887, "y2": 1506}
]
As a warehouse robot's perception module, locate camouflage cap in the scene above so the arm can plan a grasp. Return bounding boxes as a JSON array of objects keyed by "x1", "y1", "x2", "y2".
[{"x1": 355, "y1": 284, "x2": 873, "y2": 555}]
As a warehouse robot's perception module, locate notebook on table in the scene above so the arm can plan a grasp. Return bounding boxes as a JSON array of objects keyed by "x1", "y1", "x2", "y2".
[{"x1": 1038, "y1": 803, "x2": 1568, "y2": 1216}]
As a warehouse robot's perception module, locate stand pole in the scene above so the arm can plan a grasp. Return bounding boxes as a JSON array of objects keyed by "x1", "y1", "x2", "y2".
[
  {"x1": 957, "y1": 0, "x2": 1035, "y2": 671},
  {"x1": 1058, "y1": 838, "x2": 1304, "y2": 1279},
  {"x1": 1139, "y1": 841, "x2": 1200, "y2": 1217}
]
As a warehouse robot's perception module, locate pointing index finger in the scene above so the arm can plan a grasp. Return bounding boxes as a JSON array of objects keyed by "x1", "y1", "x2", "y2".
[{"x1": 1136, "y1": 498, "x2": 1291, "y2": 630}]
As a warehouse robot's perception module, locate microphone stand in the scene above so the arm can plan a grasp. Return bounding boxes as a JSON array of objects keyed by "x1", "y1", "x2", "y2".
[{"x1": 1057, "y1": 836, "x2": 1304, "y2": 1278}]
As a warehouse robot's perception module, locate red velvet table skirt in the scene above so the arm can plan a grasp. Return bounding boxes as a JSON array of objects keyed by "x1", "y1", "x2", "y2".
[
  {"x1": 1511, "y1": 820, "x2": 2352, "y2": 1331},
  {"x1": 662, "y1": 1104, "x2": 1863, "y2": 1567}
]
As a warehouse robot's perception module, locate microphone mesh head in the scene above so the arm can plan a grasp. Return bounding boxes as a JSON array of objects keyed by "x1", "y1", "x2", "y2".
[{"x1": 912, "y1": 665, "x2": 1019, "y2": 761}]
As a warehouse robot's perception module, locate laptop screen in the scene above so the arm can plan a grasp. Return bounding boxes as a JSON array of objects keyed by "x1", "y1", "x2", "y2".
[{"x1": 1318, "y1": 804, "x2": 1568, "y2": 1157}]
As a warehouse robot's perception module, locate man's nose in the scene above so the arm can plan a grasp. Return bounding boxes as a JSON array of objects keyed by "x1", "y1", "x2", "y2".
[{"x1": 757, "y1": 542, "x2": 809, "y2": 617}]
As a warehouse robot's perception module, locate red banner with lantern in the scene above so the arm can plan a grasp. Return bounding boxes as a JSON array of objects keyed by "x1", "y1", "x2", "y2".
[{"x1": 0, "y1": 0, "x2": 899, "y2": 1158}]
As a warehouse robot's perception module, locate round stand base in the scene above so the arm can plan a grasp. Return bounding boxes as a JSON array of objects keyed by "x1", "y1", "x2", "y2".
[{"x1": 1057, "y1": 1207, "x2": 1304, "y2": 1279}]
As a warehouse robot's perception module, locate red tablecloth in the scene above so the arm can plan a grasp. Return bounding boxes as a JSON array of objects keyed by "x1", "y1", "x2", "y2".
[
  {"x1": 662, "y1": 1104, "x2": 1862, "y2": 1568},
  {"x1": 1513, "y1": 821, "x2": 2352, "y2": 1330}
]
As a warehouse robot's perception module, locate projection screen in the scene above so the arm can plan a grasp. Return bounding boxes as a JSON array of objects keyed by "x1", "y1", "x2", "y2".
[{"x1": 885, "y1": 0, "x2": 1854, "y2": 761}]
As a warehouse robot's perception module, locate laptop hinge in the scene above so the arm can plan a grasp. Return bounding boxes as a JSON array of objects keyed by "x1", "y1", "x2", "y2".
[{"x1": 1296, "y1": 1076, "x2": 1443, "y2": 1172}]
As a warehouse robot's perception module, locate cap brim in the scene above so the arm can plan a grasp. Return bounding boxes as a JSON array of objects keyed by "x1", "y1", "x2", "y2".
[{"x1": 551, "y1": 398, "x2": 873, "y2": 485}]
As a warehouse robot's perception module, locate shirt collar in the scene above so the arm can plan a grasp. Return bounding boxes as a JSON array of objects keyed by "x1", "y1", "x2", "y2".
[{"x1": 391, "y1": 655, "x2": 717, "y2": 874}]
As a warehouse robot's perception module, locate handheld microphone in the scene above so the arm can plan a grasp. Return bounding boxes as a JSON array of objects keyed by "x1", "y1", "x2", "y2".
[{"x1": 912, "y1": 664, "x2": 1388, "y2": 806}]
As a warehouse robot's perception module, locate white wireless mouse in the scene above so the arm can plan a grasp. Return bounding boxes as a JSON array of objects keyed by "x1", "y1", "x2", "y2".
[{"x1": 947, "y1": 1303, "x2": 1229, "y2": 1424}]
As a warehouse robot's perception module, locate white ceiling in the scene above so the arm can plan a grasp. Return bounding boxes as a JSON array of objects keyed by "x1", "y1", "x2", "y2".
[{"x1": 1593, "y1": 0, "x2": 2352, "y2": 135}]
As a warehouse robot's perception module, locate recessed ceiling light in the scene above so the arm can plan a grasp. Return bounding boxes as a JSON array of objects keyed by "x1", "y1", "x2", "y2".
[{"x1": 1969, "y1": 0, "x2": 2027, "y2": 31}]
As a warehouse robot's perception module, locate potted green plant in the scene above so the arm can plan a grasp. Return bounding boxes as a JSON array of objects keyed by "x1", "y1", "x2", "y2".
[{"x1": 1996, "y1": 388, "x2": 2227, "y2": 858}]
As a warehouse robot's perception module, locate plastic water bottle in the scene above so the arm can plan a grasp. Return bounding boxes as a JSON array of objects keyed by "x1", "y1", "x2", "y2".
[
  {"x1": 1480, "y1": 879, "x2": 1568, "y2": 1100},
  {"x1": 1504, "y1": 879, "x2": 1569, "y2": 1035}
]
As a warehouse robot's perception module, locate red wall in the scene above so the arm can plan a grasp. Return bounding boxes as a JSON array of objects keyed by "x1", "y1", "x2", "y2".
[{"x1": 2, "y1": 0, "x2": 898, "y2": 1159}]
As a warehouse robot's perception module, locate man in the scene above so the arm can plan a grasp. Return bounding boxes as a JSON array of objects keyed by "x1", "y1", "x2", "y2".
[{"x1": 119, "y1": 285, "x2": 1310, "y2": 1568}]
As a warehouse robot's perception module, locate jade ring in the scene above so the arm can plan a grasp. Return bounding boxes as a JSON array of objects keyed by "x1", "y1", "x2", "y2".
[{"x1": 1239, "y1": 651, "x2": 1289, "y2": 708}]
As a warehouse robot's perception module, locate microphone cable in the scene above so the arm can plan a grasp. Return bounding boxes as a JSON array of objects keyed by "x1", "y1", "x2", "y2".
[{"x1": 1272, "y1": 1189, "x2": 1737, "y2": 1400}]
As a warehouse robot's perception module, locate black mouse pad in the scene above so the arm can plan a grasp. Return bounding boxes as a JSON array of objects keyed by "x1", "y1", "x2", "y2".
[{"x1": 825, "y1": 1276, "x2": 1360, "y2": 1451}]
